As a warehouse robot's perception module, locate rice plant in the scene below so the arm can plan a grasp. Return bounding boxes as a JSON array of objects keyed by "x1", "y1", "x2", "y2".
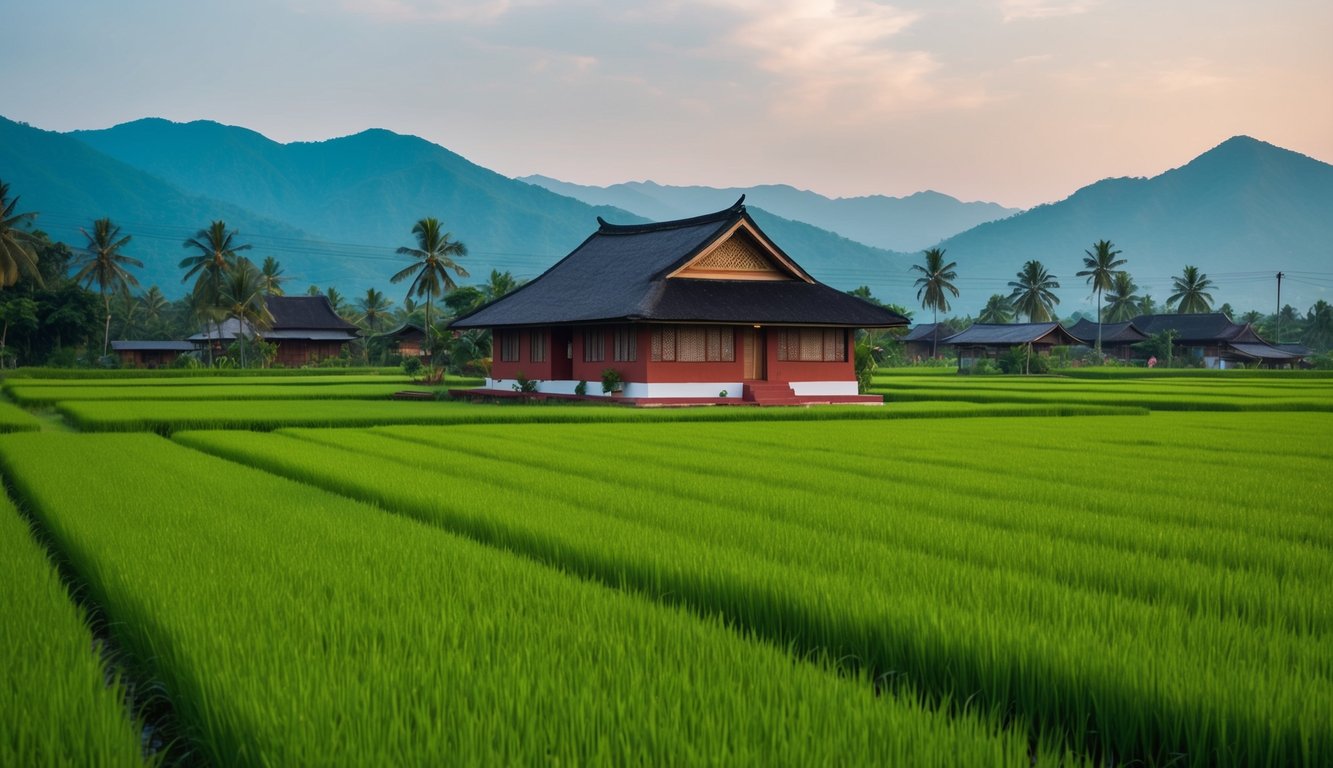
[
  {"x1": 171, "y1": 413, "x2": 1333, "y2": 766},
  {"x1": 0, "y1": 432, "x2": 1057, "y2": 767},
  {"x1": 0, "y1": 492, "x2": 149, "y2": 767}
]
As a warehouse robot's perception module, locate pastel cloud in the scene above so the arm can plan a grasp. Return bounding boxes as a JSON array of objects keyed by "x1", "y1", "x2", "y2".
[{"x1": 999, "y1": 0, "x2": 1100, "y2": 22}]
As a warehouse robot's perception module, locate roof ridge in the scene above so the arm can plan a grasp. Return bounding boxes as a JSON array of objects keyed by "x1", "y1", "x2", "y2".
[{"x1": 596, "y1": 195, "x2": 746, "y2": 234}]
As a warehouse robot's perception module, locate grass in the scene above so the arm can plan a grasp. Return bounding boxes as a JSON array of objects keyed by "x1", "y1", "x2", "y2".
[
  {"x1": 0, "y1": 432, "x2": 1062, "y2": 767},
  {"x1": 0, "y1": 492, "x2": 149, "y2": 767},
  {"x1": 5, "y1": 383, "x2": 442, "y2": 405},
  {"x1": 0, "y1": 402, "x2": 42, "y2": 432},
  {"x1": 869, "y1": 371, "x2": 1333, "y2": 411},
  {"x1": 0, "y1": 366, "x2": 407, "y2": 379},
  {"x1": 56, "y1": 398, "x2": 1146, "y2": 433},
  {"x1": 171, "y1": 414, "x2": 1333, "y2": 766}
]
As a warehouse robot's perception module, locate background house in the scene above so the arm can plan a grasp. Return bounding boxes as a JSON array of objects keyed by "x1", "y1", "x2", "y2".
[{"x1": 189, "y1": 295, "x2": 358, "y2": 366}]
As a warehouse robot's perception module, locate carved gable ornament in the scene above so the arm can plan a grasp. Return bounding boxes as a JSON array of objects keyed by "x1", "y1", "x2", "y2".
[{"x1": 671, "y1": 223, "x2": 809, "y2": 282}]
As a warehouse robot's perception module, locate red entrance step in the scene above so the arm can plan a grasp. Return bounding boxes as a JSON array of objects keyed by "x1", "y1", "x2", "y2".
[{"x1": 742, "y1": 382, "x2": 802, "y2": 405}]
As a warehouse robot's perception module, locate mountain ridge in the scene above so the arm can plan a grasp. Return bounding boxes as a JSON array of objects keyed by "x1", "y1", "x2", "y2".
[{"x1": 518, "y1": 176, "x2": 1019, "y2": 253}]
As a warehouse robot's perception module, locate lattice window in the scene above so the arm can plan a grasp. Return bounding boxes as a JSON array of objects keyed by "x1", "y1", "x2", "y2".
[
  {"x1": 652, "y1": 327, "x2": 675, "y2": 361},
  {"x1": 500, "y1": 331, "x2": 519, "y2": 362},
  {"x1": 777, "y1": 329, "x2": 845, "y2": 362},
  {"x1": 651, "y1": 326, "x2": 735, "y2": 362},
  {"x1": 529, "y1": 330, "x2": 546, "y2": 363},
  {"x1": 678, "y1": 327, "x2": 707, "y2": 361},
  {"x1": 614, "y1": 327, "x2": 637, "y2": 362},
  {"x1": 583, "y1": 329, "x2": 605, "y2": 362}
]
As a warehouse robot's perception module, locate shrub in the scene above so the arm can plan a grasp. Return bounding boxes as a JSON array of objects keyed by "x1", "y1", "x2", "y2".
[
  {"x1": 575, "y1": 380, "x2": 588, "y2": 397},
  {"x1": 513, "y1": 372, "x2": 539, "y2": 393},
  {"x1": 401, "y1": 357, "x2": 424, "y2": 377},
  {"x1": 601, "y1": 368, "x2": 623, "y2": 393}
]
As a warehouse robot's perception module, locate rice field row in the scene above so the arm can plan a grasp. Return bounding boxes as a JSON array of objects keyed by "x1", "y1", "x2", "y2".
[
  {"x1": 171, "y1": 414, "x2": 1333, "y2": 766},
  {"x1": 0, "y1": 365, "x2": 407, "y2": 379},
  {"x1": 56, "y1": 398, "x2": 1145, "y2": 433},
  {"x1": 4, "y1": 374, "x2": 415, "y2": 388},
  {"x1": 0, "y1": 492, "x2": 148, "y2": 767},
  {"x1": 870, "y1": 374, "x2": 1333, "y2": 411},
  {"x1": 5, "y1": 383, "x2": 440, "y2": 405},
  {"x1": 0, "y1": 432, "x2": 1058, "y2": 766},
  {"x1": 0, "y1": 402, "x2": 42, "y2": 432}
]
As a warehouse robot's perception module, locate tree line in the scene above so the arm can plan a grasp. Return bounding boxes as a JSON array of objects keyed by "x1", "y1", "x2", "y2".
[
  {"x1": 892, "y1": 241, "x2": 1332, "y2": 358},
  {"x1": 0, "y1": 179, "x2": 517, "y2": 370}
]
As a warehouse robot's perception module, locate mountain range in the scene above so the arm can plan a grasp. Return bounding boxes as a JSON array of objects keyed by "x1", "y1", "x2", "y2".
[
  {"x1": 517, "y1": 176, "x2": 1018, "y2": 253},
  {"x1": 1, "y1": 115, "x2": 1329, "y2": 315}
]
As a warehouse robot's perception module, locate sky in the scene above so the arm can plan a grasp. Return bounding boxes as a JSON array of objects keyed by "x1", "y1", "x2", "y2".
[{"x1": 2, "y1": 0, "x2": 1331, "y2": 209}]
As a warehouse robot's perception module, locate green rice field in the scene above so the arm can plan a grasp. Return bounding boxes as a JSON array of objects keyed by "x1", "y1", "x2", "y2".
[{"x1": 0, "y1": 367, "x2": 1329, "y2": 765}]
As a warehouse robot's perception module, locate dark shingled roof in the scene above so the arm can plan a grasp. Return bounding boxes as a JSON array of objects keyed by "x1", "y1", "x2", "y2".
[
  {"x1": 376, "y1": 322, "x2": 426, "y2": 340},
  {"x1": 945, "y1": 322, "x2": 1079, "y2": 346},
  {"x1": 267, "y1": 296, "x2": 358, "y2": 332},
  {"x1": 1067, "y1": 319, "x2": 1149, "y2": 345},
  {"x1": 1229, "y1": 342, "x2": 1302, "y2": 361},
  {"x1": 187, "y1": 296, "x2": 358, "y2": 342},
  {"x1": 110, "y1": 340, "x2": 196, "y2": 352},
  {"x1": 902, "y1": 323, "x2": 958, "y2": 342},
  {"x1": 451, "y1": 199, "x2": 907, "y2": 329},
  {"x1": 1130, "y1": 313, "x2": 1246, "y2": 343}
]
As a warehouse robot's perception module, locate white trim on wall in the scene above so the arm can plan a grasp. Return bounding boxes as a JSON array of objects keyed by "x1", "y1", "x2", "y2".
[{"x1": 788, "y1": 380, "x2": 859, "y2": 396}]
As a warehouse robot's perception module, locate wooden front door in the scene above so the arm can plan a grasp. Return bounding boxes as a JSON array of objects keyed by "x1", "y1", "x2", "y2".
[{"x1": 743, "y1": 328, "x2": 766, "y2": 380}]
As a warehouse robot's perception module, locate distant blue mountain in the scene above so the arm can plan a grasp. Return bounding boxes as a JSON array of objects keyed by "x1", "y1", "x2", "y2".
[
  {"x1": 934, "y1": 136, "x2": 1333, "y2": 314},
  {"x1": 4, "y1": 115, "x2": 1328, "y2": 314},
  {"x1": 0, "y1": 116, "x2": 315, "y2": 292},
  {"x1": 520, "y1": 176, "x2": 1019, "y2": 253}
]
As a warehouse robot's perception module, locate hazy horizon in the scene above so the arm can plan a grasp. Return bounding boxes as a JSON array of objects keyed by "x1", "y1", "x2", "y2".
[{"x1": 3, "y1": 1, "x2": 1329, "y2": 209}]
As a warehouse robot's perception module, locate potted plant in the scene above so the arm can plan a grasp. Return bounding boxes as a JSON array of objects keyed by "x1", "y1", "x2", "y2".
[{"x1": 601, "y1": 368, "x2": 624, "y2": 394}]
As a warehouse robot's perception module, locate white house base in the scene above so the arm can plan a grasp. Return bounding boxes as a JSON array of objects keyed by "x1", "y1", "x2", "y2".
[{"x1": 788, "y1": 380, "x2": 860, "y2": 396}]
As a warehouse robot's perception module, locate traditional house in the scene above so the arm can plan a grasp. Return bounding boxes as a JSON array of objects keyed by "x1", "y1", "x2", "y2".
[
  {"x1": 450, "y1": 199, "x2": 907, "y2": 404},
  {"x1": 110, "y1": 340, "x2": 196, "y2": 368},
  {"x1": 1067, "y1": 319, "x2": 1149, "y2": 362},
  {"x1": 902, "y1": 322, "x2": 960, "y2": 361},
  {"x1": 944, "y1": 322, "x2": 1080, "y2": 371},
  {"x1": 377, "y1": 323, "x2": 429, "y2": 359},
  {"x1": 188, "y1": 295, "x2": 358, "y2": 366},
  {"x1": 1131, "y1": 313, "x2": 1302, "y2": 368}
]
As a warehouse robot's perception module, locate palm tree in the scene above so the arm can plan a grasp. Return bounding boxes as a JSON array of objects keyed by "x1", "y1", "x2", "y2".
[
  {"x1": 181, "y1": 221, "x2": 250, "y2": 300},
  {"x1": 978, "y1": 294, "x2": 1015, "y2": 324},
  {"x1": 1167, "y1": 265, "x2": 1215, "y2": 314},
  {"x1": 1104, "y1": 271, "x2": 1140, "y2": 323},
  {"x1": 1138, "y1": 294, "x2": 1158, "y2": 316},
  {"x1": 140, "y1": 286, "x2": 170, "y2": 321},
  {"x1": 75, "y1": 218, "x2": 143, "y2": 356},
  {"x1": 909, "y1": 247, "x2": 959, "y2": 357},
  {"x1": 1075, "y1": 240, "x2": 1126, "y2": 355},
  {"x1": 356, "y1": 287, "x2": 394, "y2": 333},
  {"x1": 182, "y1": 221, "x2": 250, "y2": 363},
  {"x1": 217, "y1": 259, "x2": 273, "y2": 367},
  {"x1": 0, "y1": 180, "x2": 44, "y2": 288},
  {"x1": 1304, "y1": 300, "x2": 1333, "y2": 351},
  {"x1": 1008, "y1": 260, "x2": 1061, "y2": 322},
  {"x1": 391, "y1": 218, "x2": 469, "y2": 359},
  {"x1": 481, "y1": 269, "x2": 520, "y2": 303},
  {"x1": 259, "y1": 256, "x2": 286, "y2": 296}
]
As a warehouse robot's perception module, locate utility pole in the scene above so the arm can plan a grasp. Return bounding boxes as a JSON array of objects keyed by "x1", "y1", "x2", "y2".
[{"x1": 1276, "y1": 271, "x2": 1284, "y2": 342}]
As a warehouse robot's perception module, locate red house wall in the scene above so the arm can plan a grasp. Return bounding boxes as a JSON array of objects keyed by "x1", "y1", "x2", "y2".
[
  {"x1": 490, "y1": 325, "x2": 855, "y2": 385},
  {"x1": 765, "y1": 332, "x2": 855, "y2": 383}
]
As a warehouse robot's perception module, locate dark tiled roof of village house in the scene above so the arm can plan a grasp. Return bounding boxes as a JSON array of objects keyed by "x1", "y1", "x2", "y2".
[
  {"x1": 1067, "y1": 319, "x2": 1149, "y2": 345},
  {"x1": 902, "y1": 323, "x2": 957, "y2": 342},
  {"x1": 267, "y1": 296, "x2": 358, "y2": 331},
  {"x1": 945, "y1": 322, "x2": 1079, "y2": 346},
  {"x1": 1130, "y1": 313, "x2": 1249, "y2": 343},
  {"x1": 450, "y1": 200, "x2": 908, "y2": 329}
]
